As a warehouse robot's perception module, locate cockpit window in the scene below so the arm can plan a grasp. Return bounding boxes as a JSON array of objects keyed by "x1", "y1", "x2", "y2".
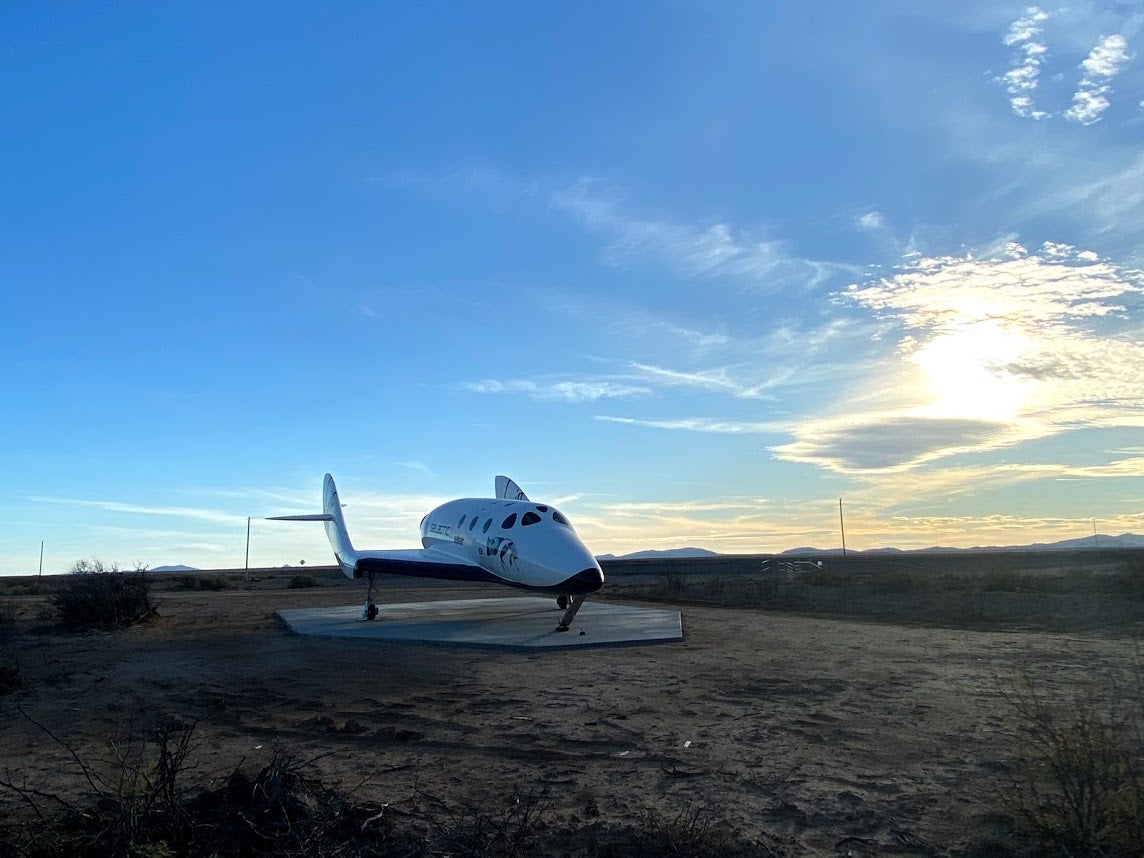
[
  {"x1": 469, "y1": 516, "x2": 478, "y2": 530},
  {"x1": 458, "y1": 515, "x2": 466, "y2": 528},
  {"x1": 482, "y1": 518, "x2": 492, "y2": 533},
  {"x1": 521, "y1": 511, "x2": 541, "y2": 526},
  {"x1": 552, "y1": 511, "x2": 569, "y2": 526},
  {"x1": 536, "y1": 505, "x2": 548, "y2": 512},
  {"x1": 501, "y1": 513, "x2": 517, "y2": 529}
]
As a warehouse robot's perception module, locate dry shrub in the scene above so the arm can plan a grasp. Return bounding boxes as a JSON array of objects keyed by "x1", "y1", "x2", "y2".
[
  {"x1": 0, "y1": 600, "x2": 21, "y2": 694},
  {"x1": 0, "y1": 715, "x2": 412, "y2": 858},
  {"x1": 420, "y1": 785, "x2": 547, "y2": 857},
  {"x1": 0, "y1": 712, "x2": 196, "y2": 856},
  {"x1": 658, "y1": 571, "x2": 688, "y2": 597},
  {"x1": 192, "y1": 750, "x2": 412, "y2": 857},
  {"x1": 866, "y1": 569, "x2": 920, "y2": 594},
  {"x1": 0, "y1": 712, "x2": 782, "y2": 858},
  {"x1": 1001, "y1": 658, "x2": 1144, "y2": 856},
  {"x1": 54, "y1": 571, "x2": 156, "y2": 629},
  {"x1": 976, "y1": 566, "x2": 1024, "y2": 593},
  {"x1": 173, "y1": 574, "x2": 231, "y2": 591},
  {"x1": 287, "y1": 575, "x2": 319, "y2": 589},
  {"x1": 594, "y1": 804, "x2": 776, "y2": 857},
  {"x1": 1110, "y1": 559, "x2": 1144, "y2": 600}
]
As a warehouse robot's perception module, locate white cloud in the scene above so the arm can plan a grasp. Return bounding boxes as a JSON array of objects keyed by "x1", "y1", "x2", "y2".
[
  {"x1": 998, "y1": 6, "x2": 1051, "y2": 119},
  {"x1": 464, "y1": 378, "x2": 653, "y2": 403},
  {"x1": 1065, "y1": 34, "x2": 1131, "y2": 124},
  {"x1": 772, "y1": 242, "x2": 1144, "y2": 474},
  {"x1": 856, "y1": 211, "x2": 886, "y2": 231}
]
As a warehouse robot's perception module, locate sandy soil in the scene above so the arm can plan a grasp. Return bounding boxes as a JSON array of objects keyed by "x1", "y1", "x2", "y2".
[{"x1": 1, "y1": 579, "x2": 1139, "y2": 855}]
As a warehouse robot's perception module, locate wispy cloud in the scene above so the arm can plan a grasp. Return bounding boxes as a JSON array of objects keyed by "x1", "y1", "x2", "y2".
[
  {"x1": 463, "y1": 378, "x2": 653, "y2": 403},
  {"x1": 550, "y1": 180, "x2": 847, "y2": 290},
  {"x1": 998, "y1": 6, "x2": 1051, "y2": 119},
  {"x1": 856, "y1": 211, "x2": 886, "y2": 232},
  {"x1": 615, "y1": 320, "x2": 731, "y2": 353},
  {"x1": 1064, "y1": 34, "x2": 1131, "y2": 124},
  {"x1": 464, "y1": 360, "x2": 794, "y2": 405},
  {"x1": 594, "y1": 416, "x2": 783, "y2": 434},
  {"x1": 28, "y1": 496, "x2": 242, "y2": 526},
  {"x1": 605, "y1": 499, "x2": 769, "y2": 514},
  {"x1": 627, "y1": 362, "x2": 781, "y2": 400},
  {"x1": 396, "y1": 460, "x2": 432, "y2": 476}
]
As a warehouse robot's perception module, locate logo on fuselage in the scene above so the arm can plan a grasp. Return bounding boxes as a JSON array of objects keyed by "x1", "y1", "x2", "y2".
[{"x1": 486, "y1": 536, "x2": 518, "y2": 571}]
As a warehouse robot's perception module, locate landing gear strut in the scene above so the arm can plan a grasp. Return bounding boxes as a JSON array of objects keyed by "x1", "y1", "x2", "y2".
[
  {"x1": 363, "y1": 571, "x2": 378, "y2": 621},
  {"x1": 555, "y1": 594, "x2": 586, "y2": 632}
]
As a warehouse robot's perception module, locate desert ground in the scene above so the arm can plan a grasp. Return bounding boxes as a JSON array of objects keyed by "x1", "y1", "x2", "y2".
[{"x1": 1, "y1": 561, "x2": 1142, "y2": 855}]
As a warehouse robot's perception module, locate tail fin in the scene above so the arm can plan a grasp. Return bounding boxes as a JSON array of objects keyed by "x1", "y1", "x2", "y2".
[
  {"x1": 495, "y1": 475, "x2": 529, "y2": 501},
  {"x1": 267, "y1": 474, "x2": 359, "y2": 578}
]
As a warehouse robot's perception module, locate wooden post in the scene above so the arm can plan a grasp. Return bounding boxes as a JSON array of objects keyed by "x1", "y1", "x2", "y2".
[{"x1": 839, "y1": 498, "x2": 847, "y2": 558}]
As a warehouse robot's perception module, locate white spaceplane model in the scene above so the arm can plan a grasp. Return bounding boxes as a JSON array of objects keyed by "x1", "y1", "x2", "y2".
[{"x1": 269, "y1": 474, "x2": 604, "y2": 631}]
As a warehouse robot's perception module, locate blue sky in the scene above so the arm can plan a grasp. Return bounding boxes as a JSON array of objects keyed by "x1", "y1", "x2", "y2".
[{"x1": 2, "y1": 2, "x2": 1143, "y2": 574}]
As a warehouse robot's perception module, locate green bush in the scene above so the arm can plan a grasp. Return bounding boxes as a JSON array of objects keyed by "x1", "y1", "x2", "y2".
[
  {"x1": 287, "y1": 574, "x2": 319, "y2": 589},
  {"x1": 54, "y1": 573, "x2": 156, "y2": 629}
]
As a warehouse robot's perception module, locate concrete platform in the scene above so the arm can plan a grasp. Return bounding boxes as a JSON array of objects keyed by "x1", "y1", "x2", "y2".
[{"x1": 276, "y1": 597, "x2": 682, "y2": 649}]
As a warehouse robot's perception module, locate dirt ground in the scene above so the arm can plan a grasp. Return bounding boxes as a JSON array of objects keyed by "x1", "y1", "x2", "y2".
[{"x1": 1, "y1": 577, "x2": 1140, "y2": 855}]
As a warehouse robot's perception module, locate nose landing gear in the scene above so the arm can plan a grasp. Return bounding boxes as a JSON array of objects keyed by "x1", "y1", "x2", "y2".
[{"x1": 555, "y1": 594, "x2": 586, "y2": 632}]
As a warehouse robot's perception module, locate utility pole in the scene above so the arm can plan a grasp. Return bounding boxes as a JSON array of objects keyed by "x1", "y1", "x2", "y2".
[
  {"x1": 38, "y1": 541, "x2": 44, "y2": 577},
  {"x1": 1093, "y1": 518, "x2": 1099, "y2": 549},
  {"x1": 839, "y1": 498, "x2": 847, "y2": 558},
  {"x1": 245, "y1": 516, "x2": 251, "y2": 578}
]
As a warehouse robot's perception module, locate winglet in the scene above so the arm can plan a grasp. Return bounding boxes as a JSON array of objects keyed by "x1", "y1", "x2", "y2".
[{"x1": 495, "y1": 475, "x2": 529, "y2": 501}]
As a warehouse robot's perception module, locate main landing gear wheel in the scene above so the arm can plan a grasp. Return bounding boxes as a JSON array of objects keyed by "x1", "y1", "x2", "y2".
[
  {"x1": 363, "y1": 571, "x2": 379, "y2": 621},
  {"x1": 556, "y1": 595, "x2": 569, "y2": 610}
]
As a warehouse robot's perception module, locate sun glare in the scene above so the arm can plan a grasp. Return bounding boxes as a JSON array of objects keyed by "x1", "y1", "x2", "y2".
[{"x1": 909, "y1": 320, "x2": 1031, "y2": 422}]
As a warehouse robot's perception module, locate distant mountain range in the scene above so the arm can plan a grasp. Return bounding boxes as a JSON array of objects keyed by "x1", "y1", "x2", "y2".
[
  {"x1": 596, "y1": 548, "x2": 719, "y2": 561},
  {"x1": 597, "y1": 534, "x2": 1144, "y2": 561},
  {"x1": 153, "y1": 534, "x2": 1144, "y2": 572},
  {"x1": 780, "y1": 532, "x2": 1144, "y2": 555}
]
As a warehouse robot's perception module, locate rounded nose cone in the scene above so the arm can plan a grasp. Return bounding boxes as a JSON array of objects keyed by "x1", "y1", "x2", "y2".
[{"x1": 563, "y1": 566, "x2": 604, "y2": 594}]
